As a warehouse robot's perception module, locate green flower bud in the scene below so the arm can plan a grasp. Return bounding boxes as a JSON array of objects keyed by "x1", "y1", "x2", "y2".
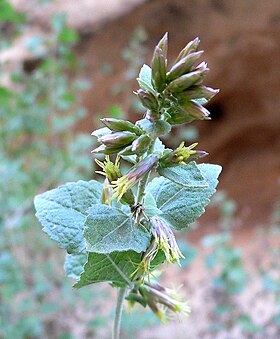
[
  {"x1": 174, "y1": 85, "x2": 219, "y2": 101},
  {"x1": 91, "y1": 144, "x2": 124, "y2": 155},
  {"x1": 151, "y1": 46, "x2": 167, "y2": 92},
  {"x1": 136, "y1": 89, "x2": 159, "y2": 110},
  {"x1": 181, "y1": 100, "x2": 211, "y2": 120},
  {"x1": 101, "y1": 118, "x2": 142, "y2": 134},
  {"x1": 157, "y1": 32, "x2": 168, "y2": 65},
  {"x1": 175, "y1": 37, "x2": 200, "y2": 63},
  {"x1": 118, "y1": 145, "x2": 134, "y2": 156},
  {"x1": 111, "y1": 154, "x2": 158, "y2": 201},
  {"x1": 166, "y1": 67, "x2": 209, "y2": 93},
  {"x1": 167, "y1": 50, "x2": 204, "y2": 82},
  {"x1": 165, "y1": 106, "x2": 196, "y2": 125},
  {"x1": 131, "y1": 135, "x2": 151, "y2": 154},
  {"x1": 98, "y1": 131, "x2": 137, "y2": 147}
]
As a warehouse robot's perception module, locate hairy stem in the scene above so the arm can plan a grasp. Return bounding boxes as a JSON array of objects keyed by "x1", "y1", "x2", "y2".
[
  {"x1": 135, "y1": 138, "x2": 156, "y2": 204},
  {"x1": 136, "y1": 171, "x2": 151, "y2": 204},
  {"x1": 113, "y1": 287, "x2": 127, "y2": 339}
]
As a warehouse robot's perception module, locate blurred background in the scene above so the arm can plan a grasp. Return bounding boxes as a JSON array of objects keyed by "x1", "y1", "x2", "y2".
[{"x1": 1, "y1": 0, "x2": 280, "y2": 338}]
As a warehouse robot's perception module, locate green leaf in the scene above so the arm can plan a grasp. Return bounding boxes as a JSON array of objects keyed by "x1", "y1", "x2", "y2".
[
  {"x1": 34, "y1": 180, "x2": 102, "y2": 253},
  {"x1": 137, "y1": 64, "x2": 156, "y2": 94},
  {"x1": 84, "y1": 204, "x2": 151, "y2": 254},
  {"x1": 158, "y1": 162, "x2": 209, "y2": 187},
  {"x1": 64, "y1": 251, "x2": 88, "y2": 279},
  {"x1": 153, "y1": 138, "x2": 165, "y2": 154},
  {"x1": 74, "y1": 251, "x2": 141, "y2": 288},
  {"x1": 144, "y1": 163, "x2": 222, "y2": 230}
]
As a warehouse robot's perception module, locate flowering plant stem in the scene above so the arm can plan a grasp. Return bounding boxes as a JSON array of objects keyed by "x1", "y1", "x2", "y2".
[{"x1": 113, "y1": 287, "x2": 127, "y2": 339}]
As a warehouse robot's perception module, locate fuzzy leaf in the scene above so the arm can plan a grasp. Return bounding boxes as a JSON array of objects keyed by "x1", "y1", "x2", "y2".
[
  {"x1": 84, "y1": 204, "x2": 151, "y2": 254},
  {"x1": 74, "y1": 251, "x2": 141, "y2": 288},
  {"x1": 137, "y1": 64, "x2": 156, "y2": 94},
  {"x1": 158, "y1": 162, "x2": 208, "y2": 187},
  {"x1": 64, "y1": 251, "x2": 88, "y2": 280},
  {"x1": 154, "y1": 138, "x2": 165, "y2": 154},
  {"x1": 145, "y1": 164, "x2": 222, "y2": 230},
  {"x1": 34, "y1": 180, "x2": 102, "y2": 253}
]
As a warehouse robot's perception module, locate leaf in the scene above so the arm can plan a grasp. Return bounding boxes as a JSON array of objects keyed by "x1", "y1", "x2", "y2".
[
  {"x1": 144, "y1": 163, "x2": 222, "y2": 230},
  {"x1": 153, "y1": 138, "x2": 165, "y2": 154},
  {"x1": 74, "y1": 251, "x2": 142, "y2": 288},
  {"x1": 158, "y1": 162, "x2": 209, "y2": 187},
  {"x1": 34, "y1": 180, "x2": 102, "y2": 253},
  {"x1": 137, "y1": 64, "x2": 156, "y2": 94},
  {"x1": 84, "y1": 204, "x2": 151, "y2": 254},
  {"x1": 64, "y1": 251, "x2": 88, "y2": 280}
]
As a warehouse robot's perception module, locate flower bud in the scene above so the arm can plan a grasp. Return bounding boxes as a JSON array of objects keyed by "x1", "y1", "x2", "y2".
[
  {"x1": 101, "y1": 118, "x2": 142, "y2": 134},
  {"x1": 151, "y1": 46, "x2": 167, "y2": 92},
  {"x1": 175, "y1": 37, "x2": 200, "y2": 63},
  {"x1": 186, "y1": 150, "x2": 208, "y2": 163},
  {"x1": 136, "y1": 89, "x2": 159, "y2": 110},
  {"x1": 101, "y1": 177, "x2": 113, "y2": 205},
  {"x1": 165, "y1": 106, "x2": 196, "y2": 125},
  {"x1": 181, "y1": 100, "x2": 211, "y2": 120},
  {"x1": 166, "y1": 68, "x2": 209, "y2": 93},
  {"x1": 118, "y1": 145, "x2": 134, "y2": 156},
  {"x1": 157, "y1": 32, "x2": 168, "y2": 65},
  {"x1": 167, "y1": 50, "x2": 204, "y2": 82},
  {"x1": 131, "y1": 134, "x2": 151, "y2": 154},
  {"x1": 91, "y1": 144, "x2": 124, "y2": 155},
  {"x1": 111, "y1": 154, "x2": 158, "y2": 201},
  {"x1": 98, "y1": 131, "x2": 137, "y2": 147},
  {"x1": 150, "y1": 216, "x2": 184, "y2": 265},
  {"x1": 174, "y1": 85, "x2": 219, "y2": 101}
]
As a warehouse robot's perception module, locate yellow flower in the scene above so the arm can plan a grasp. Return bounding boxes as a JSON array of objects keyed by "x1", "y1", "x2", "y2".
[
  {"x1": 95, "y1": 155, "x2": 121, "y2": 182},
  {"x1": 111, "y1": 155, "x2": 158, "y2": 202}
]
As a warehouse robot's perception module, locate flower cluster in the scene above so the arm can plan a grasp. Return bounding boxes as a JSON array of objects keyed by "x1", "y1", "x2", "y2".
[
  {"x1": 141, "y1": 33, "x2": 219, "y2": 124},
  {"x1": 150, "y1": 216, "x2": 184, "y2": 265},
  {"x1": 126, "y1": 281, "x2": 191, "y2": 323}
]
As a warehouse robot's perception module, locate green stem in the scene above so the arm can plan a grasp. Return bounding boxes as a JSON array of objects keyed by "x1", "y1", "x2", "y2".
[
  {"x1": 136, "y1": 171, "x2": 151, "y2": 204},
  {"x1": 135, "y1": 139, "x2": 156, "y2": 204},
  {"x1": 113, "y1": 287, "x2": 127, "y2": 339}
]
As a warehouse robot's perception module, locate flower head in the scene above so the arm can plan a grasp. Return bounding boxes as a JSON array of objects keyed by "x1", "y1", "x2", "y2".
[
  {"x1": 138, "y1": 281, "x2": 191, "y2": 322},
  {"x1": 159, "y1": 142, "x2": 207, "y2": 168},
  {"x1": 95, "y1": 156, "x2": 134, "y2": 205},
  {"x1": 95, "y1": 155, "x2": 121, "y2": 183},
  {"x1": 150, "y1": 216, "x2": 184, "y2": 265},
  {"x1": 111, "y1": 155, "x2": 158, "y2": 201}
]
